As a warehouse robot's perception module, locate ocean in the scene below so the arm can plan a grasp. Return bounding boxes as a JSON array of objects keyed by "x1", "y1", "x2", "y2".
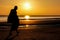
[
  {"x1": 0, "y1": 15, "x2": 60, "y2": 22},
  {"x1": 0, "y1": 15, "x2": 60, "y2": 28}
]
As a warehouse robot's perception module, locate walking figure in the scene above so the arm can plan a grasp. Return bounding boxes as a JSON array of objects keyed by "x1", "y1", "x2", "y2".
[{"x1": 5, "y1": 6, "x2": 19, "y2": 40}]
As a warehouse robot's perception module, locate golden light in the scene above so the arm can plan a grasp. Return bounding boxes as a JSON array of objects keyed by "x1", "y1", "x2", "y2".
[
  {"x1": 26, "y1": 25, "x2": 29, "y2": 28},
  {"x1": 23, "y1": 2, "x2": 31, "y2": 10},
  {"x1": 24, "y1": 15, "x2": 30, "y2": 20}
]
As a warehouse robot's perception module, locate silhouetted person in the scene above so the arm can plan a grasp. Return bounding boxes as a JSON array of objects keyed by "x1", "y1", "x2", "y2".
[{"x1": 5, "y1": 6, "x2": 19, "y2": 40}]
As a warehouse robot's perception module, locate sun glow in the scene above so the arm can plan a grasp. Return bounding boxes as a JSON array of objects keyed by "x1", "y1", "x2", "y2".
[
  {"x1": 26, "y1": 25, "x2": 29, "y2": 27},
  {"x1": 22, "y1": 2, "x2": 31, "y2": 10},
  {"x1": 24, "y1": 15, "x2": 30, "y2": 20}
]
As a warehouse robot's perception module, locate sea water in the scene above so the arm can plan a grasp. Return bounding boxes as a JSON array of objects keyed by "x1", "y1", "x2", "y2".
[{"x1": 0, "y1": 16, "x2": 60, "y2": 29}]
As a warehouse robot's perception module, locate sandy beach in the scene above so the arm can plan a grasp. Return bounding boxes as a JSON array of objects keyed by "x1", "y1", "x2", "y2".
[{"x1": 0, "y1": 26, "x2": 60, "y2": 40}]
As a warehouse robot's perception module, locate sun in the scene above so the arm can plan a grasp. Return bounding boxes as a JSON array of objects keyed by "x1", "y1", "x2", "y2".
[
  {"x1": 22, "y1": 2, "x2": 31, "y2": 10},
  {"x1": 24, "y1": 15, "x2": 30, "y2": 20},
  {"x1": 25, "y1": 3, "x2": 30, "y2": 7}
]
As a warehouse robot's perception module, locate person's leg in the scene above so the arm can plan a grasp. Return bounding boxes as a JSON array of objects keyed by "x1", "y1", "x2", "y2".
[
  {"x1": 8, "y1": 25, "x2": 14, "y2": 37},
  {"x1": 16, "y1": 29, "x2": 19, "y2": 36},
  {"x1": 15, "y1": 25, "x2": 19, "y2": 36},
  {"x1": 16, "y1": 29, "x2": 19, "y2": 33}
]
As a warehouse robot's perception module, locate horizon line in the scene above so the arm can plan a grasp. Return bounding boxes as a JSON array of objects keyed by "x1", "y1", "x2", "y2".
[{"x1": 0, "y1": 15, "x2": 60, "y2": 17}]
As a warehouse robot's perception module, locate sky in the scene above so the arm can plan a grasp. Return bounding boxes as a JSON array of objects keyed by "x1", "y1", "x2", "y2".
[{"x1": 0, "y1": 0, "x2": 60, "y2": 15}]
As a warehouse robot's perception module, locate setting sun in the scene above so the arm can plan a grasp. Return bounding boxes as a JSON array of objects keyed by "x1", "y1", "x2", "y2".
[
  {"x1": 24, "y1": 15, "x2": 30, "y2": 20},
  {"x1": 24, "y1": 2, "x2": 30, "y2": 8},
  {"x1": 22, "y1": 2, "x2": 31, "y2": 10}
]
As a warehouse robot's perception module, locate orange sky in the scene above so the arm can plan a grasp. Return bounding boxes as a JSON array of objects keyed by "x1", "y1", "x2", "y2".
[{"x1": 0, "y1": 0, "x2": 60, "y2": 15}]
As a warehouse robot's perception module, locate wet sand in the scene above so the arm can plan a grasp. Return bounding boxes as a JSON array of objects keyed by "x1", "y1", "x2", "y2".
[{"x1": 0, "y1": 26, "x2": 60, "y2": 40}]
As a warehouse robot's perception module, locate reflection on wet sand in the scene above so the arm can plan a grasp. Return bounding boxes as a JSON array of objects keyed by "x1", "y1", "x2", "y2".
[{"x1": 18, "y1": 25, "x2": 41, "y2": 30}]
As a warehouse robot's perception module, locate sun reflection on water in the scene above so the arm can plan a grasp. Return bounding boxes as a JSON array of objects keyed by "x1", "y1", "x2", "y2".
[
  {"x1": 24, "y1": 15, "x2": 30, "y2": 20},
  {"x1": 26, "y1": 25, "x2": 29, "y2": 27}
]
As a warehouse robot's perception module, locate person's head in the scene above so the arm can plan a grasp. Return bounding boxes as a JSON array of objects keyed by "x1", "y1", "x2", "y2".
[{"x1": 14, "y1": 6, "x2": 18, "y2": 10}]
